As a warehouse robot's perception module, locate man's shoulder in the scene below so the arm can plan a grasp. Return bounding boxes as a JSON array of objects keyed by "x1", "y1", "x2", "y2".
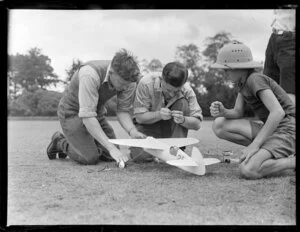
[
  {"x1": 84, "y1": 60, "x2": 111, "y2": 68},
  {"x1": 247, "y1": 72, "x2": 270, "y2": 85}
]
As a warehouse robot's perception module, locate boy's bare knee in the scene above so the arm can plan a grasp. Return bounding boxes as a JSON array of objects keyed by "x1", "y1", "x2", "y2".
[
  {"x1": 212, "y1": 117, "x2": 226, "y2": 138},
  {"x1": 239, "y1": 164, "x2": 261, "y2": 179}
]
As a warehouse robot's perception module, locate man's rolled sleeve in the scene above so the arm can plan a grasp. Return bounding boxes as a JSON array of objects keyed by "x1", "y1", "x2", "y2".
[
  {"x1": 78, "y1": 66, "x2": 100, "y2": 118},
  {"x1": 186, "y1": 88, "x2": 203, "y2": 121},
  {"x1": 133, "y1": 81, "x2": 152, "y2": 115}
]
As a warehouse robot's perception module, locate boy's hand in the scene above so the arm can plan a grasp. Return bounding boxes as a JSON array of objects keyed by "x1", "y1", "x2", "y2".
[
  {"x1": 210, "y1": 101, "x2": 225, "y2": 117},
  {"x1": 171, "y1": 110, "x2": 185, "y2": 124},
  {"x1": 239, "y1": 144, "x2": 260, "y2": 164},
  {"x1": 160, "y1": 108, "x2": 172, "y2": 120}
]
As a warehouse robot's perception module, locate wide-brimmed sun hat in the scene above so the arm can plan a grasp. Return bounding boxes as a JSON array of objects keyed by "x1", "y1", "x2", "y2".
[{"x1": 211, "y1": 41, "x2": 262, "y2": 69}]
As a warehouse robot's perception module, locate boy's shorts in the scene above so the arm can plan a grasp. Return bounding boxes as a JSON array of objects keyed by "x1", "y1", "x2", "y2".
[{"x1": 250, "y1": 115, "x2": 295, "y2": 159}]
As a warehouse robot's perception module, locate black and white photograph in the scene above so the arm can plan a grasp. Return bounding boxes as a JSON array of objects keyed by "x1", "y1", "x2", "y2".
[{"x1": 6, "y1": 5, "x2": 296, "y2": 227}]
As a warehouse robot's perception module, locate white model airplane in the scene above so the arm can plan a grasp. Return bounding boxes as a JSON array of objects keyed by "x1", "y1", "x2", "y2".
[{"x1": 108, "y1": 137, "x2": 220, "y2": 176}]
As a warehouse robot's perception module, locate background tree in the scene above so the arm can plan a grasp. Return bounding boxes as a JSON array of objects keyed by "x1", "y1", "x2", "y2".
[
  {"x1": 65, "y1": 59, "x2": 84, "y2": 82},
  {"x1": 8, "y1": 89, "x2": 62, "y2": 116},
  {"x1": 202, "y1": 31, "x2": 233, "y2": 64},
  {"x1": 7, "y1": 54, "x2": 23, "y2": 99},
  {"x1": 175, "y1": 43, "x2": 205, "y2": 90},
  {"x1": 8, "y1": 47, "x2": 59, "y2": 93}
]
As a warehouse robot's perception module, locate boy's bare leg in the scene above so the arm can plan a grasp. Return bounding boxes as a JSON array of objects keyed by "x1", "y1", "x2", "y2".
[
  {"x1": 212, "y1": 117, "x2": 260, "y2": 146},
  {"x1": 239, "y1": 149, "x2": 296, "y2": 179}
]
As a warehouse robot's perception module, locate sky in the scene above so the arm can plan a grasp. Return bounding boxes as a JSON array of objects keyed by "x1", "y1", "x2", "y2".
[{"x1": 8, "y1": 9, "x2": 276, "y2": 91}]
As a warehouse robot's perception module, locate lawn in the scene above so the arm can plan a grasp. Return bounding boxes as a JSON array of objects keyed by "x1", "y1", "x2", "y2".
[{"x1": 7, "y1": 119, "x2": 296, "y2": 225}]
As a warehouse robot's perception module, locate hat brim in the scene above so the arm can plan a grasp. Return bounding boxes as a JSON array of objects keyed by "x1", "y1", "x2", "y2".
[{"x1": 211, "y1": 61, "x2": 262, "y2": 69}]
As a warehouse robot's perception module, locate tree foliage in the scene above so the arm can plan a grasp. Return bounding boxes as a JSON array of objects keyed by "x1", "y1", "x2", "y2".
[
  {"x1": 202, "y1": 31, "x2": 233, "y2": 63},
  {"x1": 175, "y1": 44, "x2": 204, "y2": 84},
  {"x1": 8, "y1": 48, "x2": 59, "y2": 97},
  {"x1": 8, "y1": 89, "x2": 62, "y2": 116},
  {"x1": 65, "y1": 59, "x2": 84, "y2": 82},
  {"x1": 174, "y1": 32, "x2": 250, "y2": 117}
]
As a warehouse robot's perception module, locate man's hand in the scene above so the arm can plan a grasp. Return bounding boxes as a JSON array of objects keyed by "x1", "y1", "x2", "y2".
[
  {"x1": 171, "y1": 110, "x2": 185, "y2": 124},
  {"x1": 160, "y1": 108, "x2": 172, "y2": 120},
  {"x1": 210, "y1": 101, "x2": 225, "y2": 117},
  {"x1": 129, "y1": 127, "x2": 147, "y2": 139},
  {"x1": 239, "y1": 144, "x2": 260, "y2": 164},
  {"x1": 109, "y1": 147, "x2": 129, "y2": 166}
]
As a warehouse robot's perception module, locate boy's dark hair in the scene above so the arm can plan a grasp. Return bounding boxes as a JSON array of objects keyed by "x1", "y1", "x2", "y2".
[
  {"x1": 162, "y1": 62, "x2": 188, "y2": 87},
  {"x1": 111, "y1": 49, "x2": 140, "y2": 82}
]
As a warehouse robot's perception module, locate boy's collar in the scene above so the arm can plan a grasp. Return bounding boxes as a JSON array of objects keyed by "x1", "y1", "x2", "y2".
[
  {"x1": 104, "y1": 63, "x2": 115, "y2": 89},
  {"x1": 104, "y1": 63, "x2": 112, "y2": 83}
]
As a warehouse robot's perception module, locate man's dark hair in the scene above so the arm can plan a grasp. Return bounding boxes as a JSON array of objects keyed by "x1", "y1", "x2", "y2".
[
  {"x1": 162, "y1": 62, "x2": 188, "y2": 87},
  {"x1": 111, "y1": 49, "x2": 140, "y2": 82}
]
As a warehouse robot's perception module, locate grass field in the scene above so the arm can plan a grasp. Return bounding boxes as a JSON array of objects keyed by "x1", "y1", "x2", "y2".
[{"x1": 7, "y1": 119, "x2": 296, "y2": 225}]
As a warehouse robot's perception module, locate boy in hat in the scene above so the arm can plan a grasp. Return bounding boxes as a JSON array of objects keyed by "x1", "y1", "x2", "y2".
[{"x1": 210, "y1": 42, "x2": 295, "y2": 179}]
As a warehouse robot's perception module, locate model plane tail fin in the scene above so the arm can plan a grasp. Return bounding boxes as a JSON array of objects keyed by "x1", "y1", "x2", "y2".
[
  {"x1": 203, "y1": 158, "x2": 221, "y2": 166},
  {"x1": 191, "y1": 147, "x2": 206, "y2": 173},
  {"x1": 191, "y1": 147, "x2": 220, "y2": 166},
  {"x1": 166, "y1": 159, "x2": 199, "y2": 167}
]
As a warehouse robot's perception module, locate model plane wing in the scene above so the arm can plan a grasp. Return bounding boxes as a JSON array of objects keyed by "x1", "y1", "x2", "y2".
[
  {"x1": 109, "y1": 137, "x2": 199, "y2": 150},
  {"x1": 166, "y1": 159, "x2": 199, "y2": 167},
  {"x1": 108, "y1": 137, "x2": 166, "y2": 150},
  {"x1": 156, "y1": 138, "x2": 199, "y2": 148}
]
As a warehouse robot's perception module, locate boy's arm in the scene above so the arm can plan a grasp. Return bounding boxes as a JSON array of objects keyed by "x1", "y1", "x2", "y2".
[
  {"x1": 241, "y1": 89, "x2": 285, "y2": 164},
  {"x1": 251, "y1": 89, "x2": 285, "y2": 147},
  {"x1": 222, "y1": 93, "x2": 245, "y2": 119}
]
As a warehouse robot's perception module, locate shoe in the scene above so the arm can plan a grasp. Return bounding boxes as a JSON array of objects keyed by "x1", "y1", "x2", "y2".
[
  {"x1": 46, "y1": 131, "x2": 66, "y2": 160},
  {"x1": 58, "y1": 152, "x2": 67, "y2": 159}
]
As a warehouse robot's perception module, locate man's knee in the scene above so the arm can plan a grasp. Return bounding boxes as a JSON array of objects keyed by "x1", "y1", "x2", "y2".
[
  {"x1": 212, "y1": 117, "x2": 226, "y2": 138},
  {"x1": 239, "y1": 163, "x2": 262, "y2": 179},
  {"x1": 82, "y1": 155, "x2": 100, "y2": 165}
]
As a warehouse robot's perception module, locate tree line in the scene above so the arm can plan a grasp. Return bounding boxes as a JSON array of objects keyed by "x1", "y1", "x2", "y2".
[{"x1": 8, "y1": 31, "x2": 260, "y2": 117}]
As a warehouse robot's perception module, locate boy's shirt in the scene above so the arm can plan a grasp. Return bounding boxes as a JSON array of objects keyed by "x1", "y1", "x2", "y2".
[
  {"x1": 239, "y1": 72, "x2": 295, "y2": 122},
  {"x1": 134, "y1": 74, "x2": 203, "y2": 121}
]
